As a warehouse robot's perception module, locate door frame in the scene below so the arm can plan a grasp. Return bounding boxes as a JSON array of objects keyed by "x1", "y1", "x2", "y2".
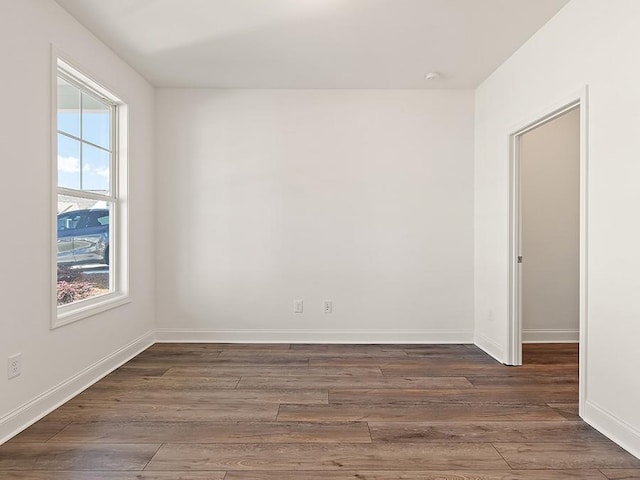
[{"x1": 507, "y1": 86, "x2": 588, "y2": 417}]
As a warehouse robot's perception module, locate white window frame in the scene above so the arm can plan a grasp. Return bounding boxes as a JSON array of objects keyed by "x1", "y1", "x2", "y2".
[{"x1": 52, "y1": 54, "x2": 130, "y2": 328}]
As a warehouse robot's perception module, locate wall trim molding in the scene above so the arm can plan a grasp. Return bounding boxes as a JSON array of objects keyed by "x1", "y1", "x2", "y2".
[
  {"x1": 584, "y1": 400, "x2": 640, "y2": 460},
  {"x1": 0, "y1": 330, "x2": 155, "y2": 445},
  {"x1": 522, "y1": 329, "x2": 579, "y2": 343},
  {"x1": 155, "y1": 328, "x2": 474, "y2": 344},
  {"x1": 474, "y1": 333, "x2": 504, "y2": 363}
]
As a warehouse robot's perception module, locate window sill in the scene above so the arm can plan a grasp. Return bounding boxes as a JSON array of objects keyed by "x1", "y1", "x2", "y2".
[{"x1": 53, "y1": 292, "x2": 131, "y2": 329}]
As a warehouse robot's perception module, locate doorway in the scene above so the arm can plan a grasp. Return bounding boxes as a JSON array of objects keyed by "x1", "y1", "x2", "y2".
[
  {"x1": 508, "y1": 89, "x2": 588, "y2": 416},
  {"x1": 521, "y1": 107, "x2": 580, "y2": 345}
]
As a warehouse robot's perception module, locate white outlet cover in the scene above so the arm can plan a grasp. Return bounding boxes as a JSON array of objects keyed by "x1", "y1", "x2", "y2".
[
  {"x1": 323, "y1": 301, "x2": 333, "y2": 313},
  {"x1": 8, "y1": 353, "x2": 21, "y2": 379}
]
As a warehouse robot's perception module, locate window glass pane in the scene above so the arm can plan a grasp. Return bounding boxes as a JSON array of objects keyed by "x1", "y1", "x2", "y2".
[
  {"x1": 82, "y1": 92, "x2": 111, "y2": 149},
  {"x1": 57, "y1": 195, "x2": 113, "y2": 306},
  {"x1": 58, "y1": 193, "x2": 101, "y2": 214},
  {"x1": 57, "y1": 134, "x2": 81, "y2": 189},
  {"x1": 82, "y1": 143, "x2": 110, "y2": 193},
  {"x1": 55, "y1": 63, "x2": 125, "y2": 323},
  {"x1": 57, "y1": 211, "x2": 83, "y2": 231},
  {"x1": 57, "y1": 77, "x2": 80, "y2": 137}
]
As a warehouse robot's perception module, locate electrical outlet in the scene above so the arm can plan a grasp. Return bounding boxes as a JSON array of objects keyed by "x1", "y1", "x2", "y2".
[
  {"x1": 294, "y1": 300, "x2": 304, "y2": 314},
  {"x1": 323, "y1": 300, "x2": 333, "y2": 314},
  {"x1": 8, "y1": 354, "x2": 21, "y2": 379}
]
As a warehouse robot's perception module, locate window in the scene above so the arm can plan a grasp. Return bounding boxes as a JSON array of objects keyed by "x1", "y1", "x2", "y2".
[{"x1": 54, "y1": 58, "x2": 129, "y2": 327}]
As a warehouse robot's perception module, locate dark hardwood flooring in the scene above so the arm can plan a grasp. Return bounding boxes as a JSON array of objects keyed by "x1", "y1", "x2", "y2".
[{"x1": 2, "y1": 342, "x2": 639, "y2": 479}]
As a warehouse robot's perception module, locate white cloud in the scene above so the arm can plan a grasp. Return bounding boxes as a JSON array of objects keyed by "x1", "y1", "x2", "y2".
[
  {"x1": 84, "y1": 163, "x2": 110, "y2": 179},
  {"x1": 95, "y1": 167, "x2": 110, "y2": 179},
  {"x1": 58, "y1": 155, "x2": 80, "y2": 173},
  {"x1": 57, "y1": 155, "x2": 110, "y2": 181}
]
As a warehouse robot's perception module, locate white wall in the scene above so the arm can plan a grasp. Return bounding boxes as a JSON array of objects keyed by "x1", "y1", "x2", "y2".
[
  {"x1": 474, "y1": 0, "x2": 640, "y2": 457},
  {"x1": 0, "y1": 0, "x2": 156, "y2": 441},
  {"x1": 521, "y1": 108, "x2": 580, "y2": 343},
  {"x1": 156, "y1": 89, "x2": 475, "y2": 342}
]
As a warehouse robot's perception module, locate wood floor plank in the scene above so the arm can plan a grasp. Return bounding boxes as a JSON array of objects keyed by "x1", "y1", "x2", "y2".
[
  {"x1": 7, "y1": 421, "x2": 70, "y2": 443},
  {"x1": 192, "y1": 343, "x2": 291, "y2": 352},
  {"x1": 223, "y1": 471, "x2": 608, "y2": 480},
  {"x1": 494, "y1": 443, "x2": 640, "y2": 469},
  {"x1": 368, "y1": 421, "x2": 607, "y2": 443},
  {"x1": 329, "y1": 386, "x2": 578, "y2": 404},
  {"x1": 381, "y1": 363, "x2": 577, "y2": 377},
  {"x1": 218, "y1": 350, "x2": 408, "y2": 359},
  {"x1": 523, "y1": 343, "x2": 578, "y2": 353},
  {"x1": 379, "y1": 344, "x2": 482, "y2": 352},
  {"x1": 237, "y1": 375, "x2": 472, "y2": 390},
  {"x1": 277, "y1": 404, "x2": 567, "y2": 422},
  {"x1": 0, "y1": 443, "x2": 160, "y2": 471},
  {"x1": 128, "y1": 352, "x2": 223, "y2": 366},
  {"x1": 520, "y1": 356, "x2": 579, "y2": 366},
  {"x1": 601, "y1": 469, "x2": 640, "y2": 479},
  {"x1": 403, "y1": 351, "x2": 500, "y2": 361},
  {"x1": 0, "y1": 471, "x2": 608, "y2": 480},
  {"x1": 290, "y1": 344, "x2": 398, "y2": 353},
  {"x1": 522, "y1": 343, "x2": 579, "y2": 365},
  {"x1": 308, "y1": 357, "x2": 517, "y2": 368},
  {"x1": 51, "y1": 421, "x2": 371, "y2": 443},
  {"x1": 43, "y1": 402, "x2": 279, "y2": 422},
  {"x1": 467, "y1": 375, "x2": 578, "y2": 387},
  {"x1": 71, "y1": 388, "x2": 328, "y2": 405},
  {"x1": 0, "y1": 472, "x2": 226, "y2": 479},
  {"x1": 547, "y1": 402, "x2": 580, "y2": 420},
  {"x1": 163, "y1": 366, "x2": 384, "y2": 377},
  {"x1": 109, "y1": 366, "x2": 171, "y2": 377},
  {"x1": 381, "y1": 364, "x2": 513, "y2": 377},
  {"x1": 84, "y1": 376, "x2": 241, "y2": 390},
  {"x1": 177, "y1": 355, "x2": 310, "y2": 366},
  {"x1": 145, "y1": 443, "x2": 509, "y2": 471}
]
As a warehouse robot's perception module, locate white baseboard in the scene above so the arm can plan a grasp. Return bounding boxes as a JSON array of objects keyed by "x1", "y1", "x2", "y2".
[
  {"x1": 155, "y1": 328, "x2": 474, "y2": 344},
  {"x1": 522, "y1": 329, "x2": 579, "y2": 343},
  {"x1": 474, "y1": 333, "x2": 504, "y2": 363},
  {"x1": 0, "y1": 330, "x2": 155, "y2": 445},
  {"x1": 584, "y1": 400, "x2": 640, "y2": 460}
]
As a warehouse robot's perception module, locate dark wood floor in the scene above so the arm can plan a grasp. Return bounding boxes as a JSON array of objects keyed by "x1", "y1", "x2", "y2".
[{"x1": 2, "y1": 343, "x2": 639, "y2": 479}]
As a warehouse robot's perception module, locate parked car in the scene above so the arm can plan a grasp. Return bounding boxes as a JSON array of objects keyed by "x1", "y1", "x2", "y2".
[{"x1": 57, "y1": 209, "x2": 110, "y2": 265}]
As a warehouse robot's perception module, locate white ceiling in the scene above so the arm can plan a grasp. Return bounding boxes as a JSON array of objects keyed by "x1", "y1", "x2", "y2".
[{"x1": 54, "y1": 0, "x2": 569, "y2": 89}]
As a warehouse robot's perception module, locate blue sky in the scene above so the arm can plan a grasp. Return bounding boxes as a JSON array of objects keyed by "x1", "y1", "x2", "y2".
[{"x1": 57, "y1": 85, "x2": 111, "y2": 193}]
